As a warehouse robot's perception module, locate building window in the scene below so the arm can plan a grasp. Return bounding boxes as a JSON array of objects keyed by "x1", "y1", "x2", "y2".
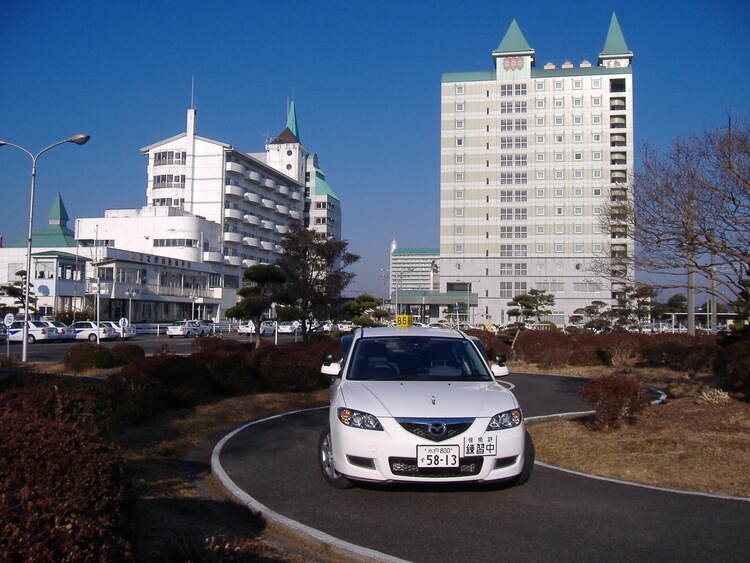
[
  {"x1": 500, "y1": 209, "x2": 513, "y2": 221},
  {"x1": 455, "y1": 173, "x2": 464, "y2": 182},
  {"x1": 154, "y1": 150, "x2": 187, "y2": 166},
  {"x1": 500, "y1": 226, "x2": 513, "y2": 238},
  {"x1": 536, "y1": 225, "x2": 545, "y2": 234},
  {"x1": 515, "y1": 245, "x2": 527, "y2": 256},
  {"x1": 555, "y1": 134, "x2": 564, "y2": 144},
  {"x1": 501, "y1": 119, "x2": 513, "y2": 131},
  {"x1": 500, "y1": 84, "x2": 513, "y2": 96},
  {"x1": 593, "y1": 243, "x2": 603, "y2": 252},
  {"x1": 554, "y1": 81, "x2": 563, "y2": 91},
  {"x1": 573, "y1": 80, "x2": 582, "y2": 90},
  {"x1": 555, "y1": 207, "x2": 564, "y2": 216},
  {"x1": 592, "y1": 79, "x2": 601, "y2": 89},
  {"x1": 574, "y1": 224, "x2": 584, "y2": 234},
  {"x1": 514, "y1": 263, "x2": 527, "y2": 276},
  {"x1": 455, "y1": 190, "x2": 464, "y2": 199},
  {"x1": 500, "y1": 173, "x2": 513, "y2": 185},
  {"x1": 515, "y1": 136, "x2": 527, "y2": 149},
  {"x1": 593, "y1": 206, "x2": 602, "y2": 215},
  {"x1": 536, "y1": 134, "x2": 545, "y2": 144},
  {"x1": 593, "y1": 224, "x2": 602, "y2": 234},
  {"x1": 536, "y1": 99, "x2": 545, "y2": 109},
  {"x1": 500, "y1": 263, "x2": 512, "y2": 275},
  {"x1": 500, "y1": 244, "x2": 513, "y2": 256},
  {"x1": 501, "y1": 102, "x2": 513, "y2": 114},
  {"x1": 593, "y1": 152, "x2": 602, "y2": 161},
  {"x1": 501, "y1": 155, "x2": 513, "y2": 167},
  {"x1": 574, "y1": 206, "x2": 583, "y2": 215},
  {"x1": 592, "y1": 133, "x2": 602, "y2": 142},
  {"x1": 574, "y1": 243, "x2": 583, "y2": 253},
  {"x1": 455, "y1": 154, "x2": 464, "y2": 164},
  {"x1": 554, "y1": 98, "x2": 564, "y2": 108},
  {"x1": 536, "y1": 117, "x2": 545, "y2": 127},
  {"x1": 514, "y1": 190, "x2": 527, "y2": 202},
  {"x1": 554, "y1": 152, "x2": 564, "y2": 162},
  {"x1": 514, "y1": 173, "x2": 527, "y2": 185},
  {"x1": 536, "y1": 153, "x2": 545, "y2": 162},
  {"x1": 573, "y1": 97, "x2": 583, "y2": 107},
  {"x1": 555, "y1": 224, "x2": 564, "y2": 234},
  {"x1": 555, "y1": 170, "x2": 564, "y2": 180},
  {"x1": 536, "y1": 243, "x2": 545, "y2": 253},
  {"x1": 574, "y1": 187, "x2": 583, "y2": 196},
  {"x1": 514, "y1": 119, "x2": 527, "y2": 131},
  {"x1": 500, "y1": 190, "x2": 513, "y2": 202},
  {"x1": 555, "y1": 243, "x2": 564, "y2": 253},
  {"x1": 535, "y1": 82, "x2": 545, "y2": 91},
  {"x1": 455, "y1": 138, "x2": 464, "y2": 146},
  {"x1": 455, "y1": 208, "x2": 464, "y2": 217},
  {"x1": 574, "y1": 170, "x2": 583, "y2": 180},
  {"x1": 514, "y1": 226, "x2": 527, "y2": 238},
  {"x1": 454, "y1": 225, "x2": 464, "y2": 235},
  {"x1": 515, "y1": 84, "x2": 527, "y2": 95},
  {"x1": 455, "y1": 85, "x2": 464, "y2": 94},
  {"x1": 592, "y1": 97, "x2": 601, "y2": 107},
  {"x1": 515, "y1": 208, "x2": 527, "y2": 220},
  {"x1": 554, "y1": 116, "x2": 564, "y2": 126},
  {"x1": 455, "y1": 244, "x2": 464, "y2": 253},
  {"x1": 515, "y1": 154, "x2": 527, "y2": 166},
  {"x1": 536, "y1": 206, "x2": 545, "y2": 216},
  {"x1": 501, "y1": 137, "x2": 513, "y2": 149},
  {"x1": 499, "y1": 282, "x2": 513, "y2": 297},
  {"x1": 593, "y1": 187, "x2": 603, "y2": 196},
  {"x1": 573, "y1": 115, "x2": 583, "y2": 125},
  {"x1": 456, "y1": 103, "x2": 464, "y2": 111},
  {"x1": 592, "y1": 114, "x2": 602, "y2": 124},
  {"x1": 573, "y1": 134, "x2": 583, "y2": 143},
  {"x1": 456, "y1": 120, "x2": 464, "y2": 129},
  {"x1": 515, "y1": 101, "x2": 527, "y2": 113},
  {"x1": 536, "y1": 188, "x2": 545, "y2": 198},
  {"x1": 555, "y1": 188, "x2": 564, "y2": 198},
  {"x1": 574, "y1": 152, "x2": 583, "y2": 161}
]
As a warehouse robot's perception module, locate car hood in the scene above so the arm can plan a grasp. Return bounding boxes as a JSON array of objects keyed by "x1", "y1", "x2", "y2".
[{"x1": 339, "y1": 380, "x2": 519, "y2": 419}]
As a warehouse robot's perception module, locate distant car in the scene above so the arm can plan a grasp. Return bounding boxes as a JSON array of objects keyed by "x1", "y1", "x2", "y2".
[
  {"x1": 70, "y1": 321, "x2": 117, "y2": 342},
  {"x1": 166, "y1": 320, "x2": 209, "y2": 338},
  {"x1": 337, "y1": 321, "x2": 354, "y2": 333},
  {"x1": 40, "y1": 320, "x2": 76, "y2": 342},
  {"x1": 277, "y1": 321, "x2": 300, "y2": 334},
  {"x1": 7, "y1": 320, "x2": 57, "y2": 343},
  {"x1": 318, "y1": 326, "x2": 531, "y2": 488},
  {"x1": 237, "y1": 321, "x2": 256, "y2": 335},
  {"x1": 197, "y1": 320, "x2": 215, "y2": 335},
  {"x1": 258, "y1": 320, "x2": 276, "y2": 336},
  {"x1": 99, "y1": 320, "x2": 136, "y2": 339}
]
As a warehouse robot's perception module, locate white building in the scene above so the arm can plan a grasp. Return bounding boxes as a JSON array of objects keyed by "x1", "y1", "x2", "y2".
[
  {"x1": 439, "y1": 14, "x2": 634, "y2": 326},
  {"x1": 1, "y1": 104, "x2": 344, "y2": 322}
]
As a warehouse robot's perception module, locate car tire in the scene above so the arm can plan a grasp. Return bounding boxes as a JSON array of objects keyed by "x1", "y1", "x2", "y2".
[
  {"x1": 27, "y1": 334, "x2": 36, "y2": 344},
  {"x1": 88, "y1": 333, "x2": 97, "y2": 342},
  {"x1": 509, "y1": 431, "x2": 535, "y2": 487},
  {"x1": 185, "y1": 331, "x2": 192, "y2": 338},
  {"x1": 318, "y1": 426, "x2": 354, "y2": 489}
]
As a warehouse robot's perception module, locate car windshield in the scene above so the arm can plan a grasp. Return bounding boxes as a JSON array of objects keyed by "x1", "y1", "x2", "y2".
[{"x1": 347, "y1": 336, "x2": 492, "y2": 382}]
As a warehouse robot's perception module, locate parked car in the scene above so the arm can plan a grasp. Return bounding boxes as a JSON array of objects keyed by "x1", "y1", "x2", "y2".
[
  {"x1": 277, "y1": 321, "x2": 300, "y2": 334},
  {"x1": 197, "y1": 320, "x2": 215, "y2": 335},
  {"x1": 40, "y1": 320, "x2": 76, "y2": 342},
  {"x1": 336, "y1": 321, "x2": 354, "y2": 333},
  {"x1": 258, "y1": 320, "x2": 276, "y2": 336},
  {"x1": 318, "y1": 326, "x2": 532, "y2": 488},
  {"x1": 237, "y1": 321, "x2": 256, "y2": 335},
  {"x1": 99, "y1": 320, "x2": 136, "y2": 339},
  {"x1": 166, "y1": 320, "x2": 209, "y2": 338},
  {"x1": 70, "y1": 321, "x2": 117, "y2": 341},
  {"x1": 7, "y1": 320, "x2": 57, "y2": 343}
]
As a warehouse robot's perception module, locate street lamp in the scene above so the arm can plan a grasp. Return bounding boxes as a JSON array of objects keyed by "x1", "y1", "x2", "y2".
[
  {"x1": 125, "y1": 287, "x2": 139, "y2": 320},
  {"x1": 0, "y1": 134, "x2": 90, "y2": 362},
  {"x1": 190, "y1": 291, "x2": 198, "y2": 320}
]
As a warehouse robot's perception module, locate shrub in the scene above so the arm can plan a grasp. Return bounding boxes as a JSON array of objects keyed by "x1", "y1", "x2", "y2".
[
  {"x1": 109, "y1": 342, "x2": 145, "y2": 366},
  {"x1": 255, "y1": 340, "x2": 339, "y2": 392},
  {"x1": 714, "y1": 338, "x2": 750, "y2": 396},
  {"x1": 190, "y1": 335, "x2": 252, "y2": 353},
  {"x1": 578, "y1": 375, "x2": 650, "y2": 430},
  {"x1": 105, "y1": 370, "x2": 164, "y2": 425},
  {"x1": 192, "y1": 347, "x2": 259, "y2": 396},
  {"x1": 535, "y1": 346, "x2": 570, "y2": 369},
  {"x1": 63, "y1": 342, "x2": 117, "y2": 373},
  {"x1": 463, "y1": 329, "x2": 513, "y2": 359},
  {"x1": 117, "y1": 354, "x2": 212, "y2": 407},
  {"x1": 568, "y1": 344, "x2": 605, "y2": 366},
  {"x1": 513, "y1": 330, "x2": 572, "y2": 363},
  {"x1": 0, "y1": 393, "x2": 132, "y2": 560}
]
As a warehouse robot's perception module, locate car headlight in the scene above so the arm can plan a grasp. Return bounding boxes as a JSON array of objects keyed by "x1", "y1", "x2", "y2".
[
  {"x1": 337, "y1": 407, "x2": 383, "y2": 431},
  {"x1": 486, "y1": 409, "x2": 522, "y2": 430}
]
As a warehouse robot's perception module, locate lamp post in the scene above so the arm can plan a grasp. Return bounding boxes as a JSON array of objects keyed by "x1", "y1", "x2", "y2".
[
  {"x1": 125, "y1": 287, "x2": 138, "y2": 321},
  {"x1": 0, "y1": 134, "x2": 90, "y2": 362},
  {"x1": 190, "y1": 291, "x2": 198, "y2": 320}
]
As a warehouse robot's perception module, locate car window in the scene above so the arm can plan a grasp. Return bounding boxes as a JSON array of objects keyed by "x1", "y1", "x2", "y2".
[{"x1": 347, "y1": 336, "x2": 491, "y2": 382}]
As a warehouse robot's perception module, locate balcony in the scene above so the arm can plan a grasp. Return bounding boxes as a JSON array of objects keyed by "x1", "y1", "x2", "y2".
[
  {"x1": 610, "y1": 97, "x2": 626, "y2": 110},
  {"x1": 278, "y1": 185, "x2": 289, "y2": 196},
  {"x1": 243, "y1": 258, "x2": 259, "y2": 267},
  {"x1": 245, "y1": 191, "x2": 261, "y2": 204},
  {"x1": 203, "y1": 251, "x2": 223, "y2": 263},
  {"x1": 291, "y1": 191, "x2": 302, "y2": 201},
  {"x1": 224, "y1": 255, "x2": 243, "y2": 266},
  {"x1": 610, "y1": 170, "x2": 628, "y2": 183},
  {"x1": 225, "y1": 161, "x2": 244, "y2": 175},
  {"x1": 276, "y1": 224, "x2": 288, "y2": 234},
  {"x1": 261, "y1": 198, "x2": 275, "y2": 210},
  {"x1": 225, "y1": 184, "x2": 245, "y2": 198},
  {"x1": 610, "y1": 133, "x2": 627, "y2": 147},
  {"x1": 243, "y1": 214, "x2": 260, "y2": 226},
  {"x1": 223, "y1": 231, "x2": 243, "y2": 243},
  {"x1": 276, "y1": 203, "x2": 289, "y2": 215},
  {"x1": 610, "y1": 152, "x2": 627, "y2": 165},
  {"x1": 261, "y1": 220, "x2": 275, "y2": 230},
  {"x1": 224, "y1": 208, "x2": 244, "y2": 221},
  {"x1": 247, "y1": 171, "x2": 261, "y2": 183},
  {"x1": 244, "y1": 236, "x2": 260, "y2": 247},
  {"x1": 610, "y1": 115, "x2": 627, "y2": 129},
  {"x1": 261, "y1": 240, "x2": 275, "y2": 251},
  {"x1": 264, "y1": 178, "x2": 276, "y2": 189}
]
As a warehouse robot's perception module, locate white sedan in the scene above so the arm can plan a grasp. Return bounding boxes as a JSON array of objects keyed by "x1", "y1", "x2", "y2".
[
  {"x1": 70, "y1": 321, "x2": 117, "y2": 341},
  {"x1": 318, "y1": 326, "x2": 531, "y2": 488},
  {"x1": 166, "y1": 320, "x2": 209, "y2": 338}
]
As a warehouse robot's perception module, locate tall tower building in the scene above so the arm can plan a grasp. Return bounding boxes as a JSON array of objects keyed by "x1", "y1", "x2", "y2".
[{"x1": 440, "y1": 14, "x2": 634, "y2": 326}]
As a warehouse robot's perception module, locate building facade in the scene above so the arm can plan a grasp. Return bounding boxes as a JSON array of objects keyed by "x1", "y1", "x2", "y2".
[
  {"x1": 1, "y1": 104, "x2": 344, "y2": 322},
  {"x1": 439, "y1": 14, "x2": 634, "y2": 326}
]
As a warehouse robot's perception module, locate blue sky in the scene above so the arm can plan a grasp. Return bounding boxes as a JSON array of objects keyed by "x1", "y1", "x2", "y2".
[{"x1": 2, "y1": 0, "x2": 749, "y2": 297}]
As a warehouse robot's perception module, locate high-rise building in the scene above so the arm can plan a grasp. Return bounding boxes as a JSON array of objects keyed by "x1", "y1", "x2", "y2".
[{"x1": 439, "y1": 14, "x2": 634, "y2": 326}]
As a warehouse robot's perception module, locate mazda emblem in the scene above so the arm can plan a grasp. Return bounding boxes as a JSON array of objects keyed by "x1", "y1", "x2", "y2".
[{"x1": 427, "y1": 422, "x2": 447, "y2": 437}]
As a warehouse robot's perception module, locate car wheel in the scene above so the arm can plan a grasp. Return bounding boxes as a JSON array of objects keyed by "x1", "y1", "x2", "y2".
[
  {"x1": 88, "y1": 333, "x2": 97, "y2": 342},
  {"x1": 27, "y1": 334, "x2": 36, "y2": 344},
  {"x1": 509, "y1": 431, "x2": 535, "y2": 487},
  {"x1": 184, "y1": 330, "x2": 192, "y2": 338},
  {"x1": 318, "y1": 426, "x2": 354, "y2": 489}
]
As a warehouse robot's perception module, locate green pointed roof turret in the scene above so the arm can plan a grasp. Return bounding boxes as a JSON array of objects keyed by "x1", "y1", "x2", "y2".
[
  {"x1": 602, "y1": 13, "x2": 630, "y2": 55},
  {"x1": 286, "y1": 100, "x2": 299, "y2": 140},
  {"x1": 48, "y1": 193, "x2": 70, "y2": 226},
  {"x1": 493, "y1": 19, "x2": 534, "y2": 55}
]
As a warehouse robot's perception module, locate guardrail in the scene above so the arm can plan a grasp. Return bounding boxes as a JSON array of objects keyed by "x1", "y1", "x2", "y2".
[{"x1": 132, "y1": 321, "x2": 237, "y2": 335}]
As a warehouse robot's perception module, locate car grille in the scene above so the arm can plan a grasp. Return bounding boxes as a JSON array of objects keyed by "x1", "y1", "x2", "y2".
[
  {"x1": 397, "y1": 419, "x2": 474, "y2": 442},
  {"x1": 389, "y1": 456, "x2": 484, "y2": 478}
]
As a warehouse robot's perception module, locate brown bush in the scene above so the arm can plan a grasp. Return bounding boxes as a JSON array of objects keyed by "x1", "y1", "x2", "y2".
[
  {"x1": 514, "y1": 329, "x2": 572, "y2": 363},
  {"x1": 192, "y1": 347, "x2": 259, "y2": 396},
  {"x1": 0, "y1": 390, "x2": 132, "y2": 560},
  {"x1": 255, "y1": 339, "x2": 340, "y2": 392},
  {"x1": 63, "y1": 342, "x2": 117, "y2": 373},
  {"x1": 105, "y1": 371, "x2": 164, "y2": 425},
  {"x1": 536, "y1": 346, "x2": 570, "y2": 368},
  {"x1": 190, "y1": 335, "x2": 254, "y2": 353},
  {"x1": 463, "y1": 329, "x2": 513, "y2": 358},
  {"x1": 714, "y1": 338, "x2": 750, "y2": 396},
  {"x1": 118, "y1": 354, "x2": 212, "y2": 407},
  {"x1": 109, "y1": 342, "x2": 146, "y2": 365},
  {"x1": 578, "y1": 374, "x2": 650, "y2": 430},
  {"x1": 568, "y1": 344, "x2": 605, "y2": 366}
]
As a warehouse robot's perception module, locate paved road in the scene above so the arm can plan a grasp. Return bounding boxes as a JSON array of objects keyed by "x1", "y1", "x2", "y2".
[{"x1": 216, "y1": 374, "x2": 750, "y2": 563}]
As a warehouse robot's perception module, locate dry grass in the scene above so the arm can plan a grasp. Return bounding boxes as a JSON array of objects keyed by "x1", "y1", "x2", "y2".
[{"x1": 514, "y1": 360, "x2": 750, "y2": 498}]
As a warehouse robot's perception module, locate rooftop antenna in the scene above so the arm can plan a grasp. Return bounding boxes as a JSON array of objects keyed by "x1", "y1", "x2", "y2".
[{"x1": 190, "y1": 76, "x2": 196, "y2": 109}]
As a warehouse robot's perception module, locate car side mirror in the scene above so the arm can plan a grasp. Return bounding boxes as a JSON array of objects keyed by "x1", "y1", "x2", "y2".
[
  {"x1": 321, "y1": 352, "x2": 342, "y2": 378},
  {"x1": 494, "y1": 354, "x2": 507, "y2": 366}
]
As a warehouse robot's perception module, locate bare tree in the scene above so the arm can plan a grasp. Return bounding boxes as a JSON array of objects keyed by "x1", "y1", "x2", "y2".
[{"x1": 599, "y1": 112, "x2": 750, "y2": 322}]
